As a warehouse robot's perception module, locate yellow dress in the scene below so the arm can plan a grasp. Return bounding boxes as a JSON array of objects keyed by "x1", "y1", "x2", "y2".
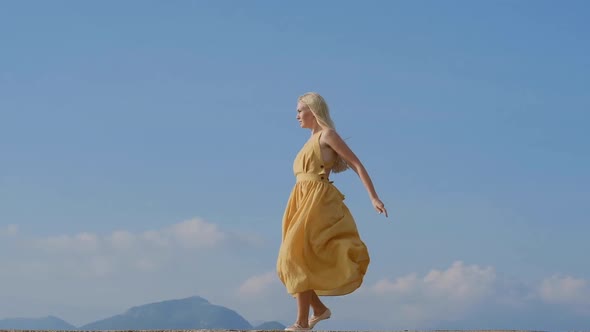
[{"x1": 276, "y1": 131, "x2": 370, "y2": 296}]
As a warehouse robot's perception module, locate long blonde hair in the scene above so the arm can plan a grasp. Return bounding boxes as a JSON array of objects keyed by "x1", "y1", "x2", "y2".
[{"x1": 298, "y1": 92, "x2": 349, "y2": 173}]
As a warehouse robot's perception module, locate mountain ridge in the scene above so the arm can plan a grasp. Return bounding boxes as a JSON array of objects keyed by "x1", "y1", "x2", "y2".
[
  {"x1": 0, "y1": 316, "x2": 76, "y2": 330},
  {"x1": 0, "y1": 296, "x2": 284, "y2": 330}
]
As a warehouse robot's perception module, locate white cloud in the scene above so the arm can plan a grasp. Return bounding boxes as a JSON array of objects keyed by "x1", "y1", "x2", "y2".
[
  {"x1": 166, "y1": 218, "x2": 226, "y2": 248},
  {"x1": 238, "y1": 271, "x2": 279, "y2": 296},
  {"x1": 109, "y1": 230, "x2": 136, "y2": 250},
  {"x1": 372, "y1": 261, "x2": 496, "y2": 302},
  {"x1": 1, "y1": 217, "x2": 245, "y2": 280},
  {"x1": 539, "y1": 275, "x2": 590, "y2": 313},
  {"x1": 138, "y1": 218, "x2": 226, "y2": 249},
  {"x1": 33, "y1": 218, "x2": 226, "y2": 254},
  {"x1": 373, "y1": 273, "x2": 419, "y2": 293},
  {"x1": 36, "y1": 232, "x2": 99, "y2": 252},
  {"x1": 142, "y1": 229, "x2": 169, "y2": 247},
  {"x1": 423, "y1": 260, "x2": 496, "y2": 301},
  {"x1": 367, "y1": 261, "x2": 497, "y2": 324},
  {"x1": 0, "y1": 224, "x2": 18, "y2": 236}
]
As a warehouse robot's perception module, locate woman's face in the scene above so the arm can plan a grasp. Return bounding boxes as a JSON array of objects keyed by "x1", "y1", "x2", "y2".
[{"x1": 296, "y1": 101, "x2": 316, "y2": 129}]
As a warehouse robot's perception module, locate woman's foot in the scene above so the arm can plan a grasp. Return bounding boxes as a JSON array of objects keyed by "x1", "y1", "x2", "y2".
[
  {"x1": 308, "y1": 308, "x2": 331, "y2": 329},
  {"x1": 284, "y1": 323, "x2": 310, "y2": 331}
]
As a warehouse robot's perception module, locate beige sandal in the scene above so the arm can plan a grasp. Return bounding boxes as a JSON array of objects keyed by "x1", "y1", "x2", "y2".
[
  {"x1": 308, "y1": 308, "x2": 331, "y2": 329},
  {"x1": 284, "y1": 323, "x2": 311, "y2": 331}
]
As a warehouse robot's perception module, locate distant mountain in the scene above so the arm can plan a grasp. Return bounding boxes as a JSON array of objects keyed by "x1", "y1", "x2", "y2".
[
  {"x1": 79, "y1": 295, "x2": 252, "y2": 330},
  {"x1": 254, "y1": 321, "x2": 286, "y2": 330},
  {"x1": 0, "y1": 316, "x2": 76, "y2": 330}
]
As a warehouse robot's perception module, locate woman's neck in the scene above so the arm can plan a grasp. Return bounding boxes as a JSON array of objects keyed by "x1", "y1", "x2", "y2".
[{"x1": 310, "y1": 123, "x2": 323, "y2": 136}]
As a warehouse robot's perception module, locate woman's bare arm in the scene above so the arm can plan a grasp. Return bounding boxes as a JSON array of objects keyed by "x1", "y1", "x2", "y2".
[{"x1": 323, "y1": 129, "x2": 388, "y2": 217}]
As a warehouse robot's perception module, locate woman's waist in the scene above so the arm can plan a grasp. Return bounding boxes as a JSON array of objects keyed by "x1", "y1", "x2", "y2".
[
  {"x1": 295, "y1": 173, "x2": 330, "y2": 183},
  {"x1": 293, "y1": 173, "x2": 345, "y2": 200}
]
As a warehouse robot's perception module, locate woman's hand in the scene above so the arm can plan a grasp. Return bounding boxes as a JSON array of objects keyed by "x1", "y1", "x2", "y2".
[{"x1": 371, "y1": 197, "x2": 388, "y2": 218}]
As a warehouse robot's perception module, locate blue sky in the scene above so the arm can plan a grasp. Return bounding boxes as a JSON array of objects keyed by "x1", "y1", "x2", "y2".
[{"x1": 1, "y1": 1, "x2": 589, "y2": 330}]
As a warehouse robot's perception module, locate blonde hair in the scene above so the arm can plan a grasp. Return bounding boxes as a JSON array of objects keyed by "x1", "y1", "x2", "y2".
[{"x1": 298, "y1": 92, "x2": 349, "y2": 173}]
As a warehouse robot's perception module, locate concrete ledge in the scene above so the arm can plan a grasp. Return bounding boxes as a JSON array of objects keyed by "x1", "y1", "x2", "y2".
[{"x1": 0, "y1": 330, "x2": 551, "y2": 332}]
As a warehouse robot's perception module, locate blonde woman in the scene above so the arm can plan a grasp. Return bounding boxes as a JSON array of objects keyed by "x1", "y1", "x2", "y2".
[{"x1": 277, "y1": 92, "x2": 388, "y2": 331}]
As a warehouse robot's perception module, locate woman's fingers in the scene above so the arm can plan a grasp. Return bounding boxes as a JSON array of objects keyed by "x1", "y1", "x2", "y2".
[{"x1": 375, "y1": 200, "x2": 388, "y2": 218}]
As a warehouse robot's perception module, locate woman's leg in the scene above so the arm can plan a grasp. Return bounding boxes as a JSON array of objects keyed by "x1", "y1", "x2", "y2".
[
  {"x1": 295, "y1": 290, "x2": 312, "y2": 327},
  {"x1": 310, "y1": 291, "x2": 329, "y2": 317}
]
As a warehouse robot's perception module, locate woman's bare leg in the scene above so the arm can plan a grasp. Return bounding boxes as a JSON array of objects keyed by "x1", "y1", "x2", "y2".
[
  {"x1": 310, "y1": 291, "x2": 329, "y2": 317},
  {"x1": 295, "y1": 290, "x2": 312, "y2": 327}
]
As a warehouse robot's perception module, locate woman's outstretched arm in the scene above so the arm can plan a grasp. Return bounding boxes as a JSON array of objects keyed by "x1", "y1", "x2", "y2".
[{"x1": 323, "y1": 129, "x2": 388, "y2": 217}]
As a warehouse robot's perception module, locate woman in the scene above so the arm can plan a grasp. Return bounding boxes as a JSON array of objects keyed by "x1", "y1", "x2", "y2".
[{"x1": 276, "y1": 92, "x2": 388, "y2": 331}]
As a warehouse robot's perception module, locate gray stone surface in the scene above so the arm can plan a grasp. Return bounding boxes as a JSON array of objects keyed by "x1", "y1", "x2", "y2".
[{"x1": 0, "y1": 329, "x2": 551, "y2": 332}]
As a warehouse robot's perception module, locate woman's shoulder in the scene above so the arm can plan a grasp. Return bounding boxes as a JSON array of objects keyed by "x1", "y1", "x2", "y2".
[
  {"x1": 320, "y1": 129, "x2": 345, "y2": 149},
  {"x1": 321, "y1": 128, "x2": 341, "y2": 140},
  {"x1": 321, "y1": 128, "x2": 338, "y2": 135}
]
